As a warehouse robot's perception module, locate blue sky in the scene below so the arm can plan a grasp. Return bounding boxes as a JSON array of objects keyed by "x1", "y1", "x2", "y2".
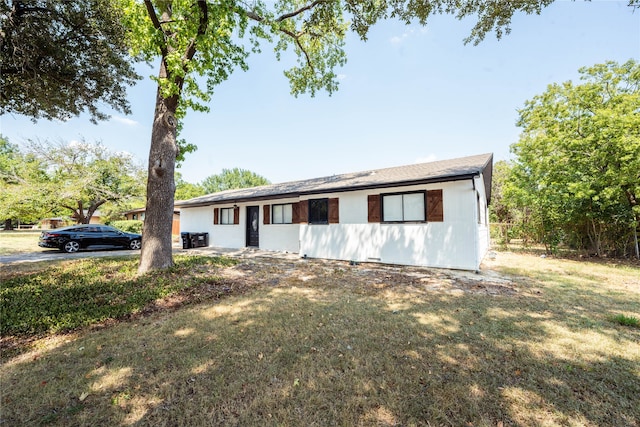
[{"x1": 1, "y1": 0, "x2": 639, "y2": 185}]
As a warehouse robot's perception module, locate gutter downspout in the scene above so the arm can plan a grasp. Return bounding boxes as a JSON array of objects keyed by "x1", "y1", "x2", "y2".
[{"x1": 471, "y1": 176, "x2": 480, "y2": 272}]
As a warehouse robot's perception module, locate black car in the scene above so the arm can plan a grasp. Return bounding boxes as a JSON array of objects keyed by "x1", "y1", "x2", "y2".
[{"x1": 38, "y1": 225, "x2": 142, "y2": 253}]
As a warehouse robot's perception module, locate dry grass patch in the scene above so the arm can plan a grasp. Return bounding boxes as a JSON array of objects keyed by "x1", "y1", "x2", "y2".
[
  {"x1": 0, "y1": 230, "x2": 41, "y2": 255},
  {"x1": 1, "y1": 252, "x2": 639, "y2": 426}
]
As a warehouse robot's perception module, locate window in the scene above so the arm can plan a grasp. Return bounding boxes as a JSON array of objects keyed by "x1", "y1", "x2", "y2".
[
  {"x1": 272, "y1": 204, "x2": 293, "y2": 224},
  {"x1": 382, "y1": 192, "x2": 425, "y2": 222},
  {"x1": 308, "y1": 198, "x2": 328, "y2": 224},
  {"x1": 220, "y1": 208, "x2": 234, "y2": 224}
]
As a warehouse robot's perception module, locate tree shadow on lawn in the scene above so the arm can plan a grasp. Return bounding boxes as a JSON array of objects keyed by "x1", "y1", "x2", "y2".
[{"x1": 1, "y1": 265, "x2": 639, "y2": 426}]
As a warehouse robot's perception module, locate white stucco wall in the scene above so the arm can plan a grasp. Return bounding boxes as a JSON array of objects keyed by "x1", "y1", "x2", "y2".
[
  {"x1": 179, "y1": 177, "x2": 490, "y2": 270},
  {"x1": 298, "y1": 182, "x2": 481, "y2": 270},
  {"x1": 259, "y1": 197, "x2": 300, "y2": 253}
]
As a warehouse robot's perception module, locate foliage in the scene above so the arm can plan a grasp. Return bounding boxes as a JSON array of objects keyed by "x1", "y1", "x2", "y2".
[
  {"x1": 0, "y1": 255, "x2": 237, "y2": 336},
  {"x1": 0, "y1": 135, "x2": 55, "y2": 226},
  {"x1": 489, "y1": 160, "x2": 519, "y2": 244},
  {"x1": 22, "y1": 139, "x2": 146, "y2": 224},
  {"x1": 110, "y1": 220, "x2": 143, "y2": 234},
  {"x1": 0, "y1": 0, "x2": 141, "y2": 123},
  {"x1": 507, "y1": 60, "x2": 640, "y2": 257},
  {"x1": 175, "y1": 172, "x2": 205, "y2": 200},
  {"x1": 201, "y1": 167, "x2": 270, "y2": 194}
]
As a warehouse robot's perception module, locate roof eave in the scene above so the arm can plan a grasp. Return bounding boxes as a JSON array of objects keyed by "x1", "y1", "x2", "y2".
[{"x1": 177, "y1": 172, "x2": 481, "y2": 208}]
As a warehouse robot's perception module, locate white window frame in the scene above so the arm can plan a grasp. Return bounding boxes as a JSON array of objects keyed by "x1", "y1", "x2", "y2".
[
  {"x1": 381, "y1": 191, "x2": 426, "y2": 223},
  {"x1": 220, "y1": 207, "x2": 234, "y2": 225},
  {"x1": 272, "y1": 203, "x2": 293, "y2": 224}
]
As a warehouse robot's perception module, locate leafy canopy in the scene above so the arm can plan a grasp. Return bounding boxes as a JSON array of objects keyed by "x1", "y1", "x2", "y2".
[
  {"x1": 0, "y1": 0, "x2": 141, "y2": 123},
  {"x1": 507, "y1": 59, "x2": 640, "y2": 255},
  {"x1": 120, "y1": 0, "x2": 575, "y2": 121},
  {"x1": 201, "y1": 167, "x2": 270, "y2": 194},
  {"x1": 0, "y1": 135, "x2": 53, "y2": 224},
  {"x1": 18, "y1": 139, "x2": 146, "y2": 224}
]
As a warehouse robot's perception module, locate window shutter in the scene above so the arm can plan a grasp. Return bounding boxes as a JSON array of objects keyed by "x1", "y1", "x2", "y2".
[
  {"x1": 294, "y1": 201, "x2": 308, "y2": 223},
  {"x1": 213, "y1": 208, "x2": 219, "y2": 225},
  {"x1": 368, "y1": 195, "x2": 381, "y2": 222},
  {"x1": 233, "y1": 207, "x2": 240, "y2": 225},
  {"x1": 426, "y1": 189, "x2": 444, "y2": 222},
  {"x1": 328, "y1": 198, "x2": 339, "y2": 224},
  {"x1": 263, "y1": 205, "x2": 270, "y2": 225}
]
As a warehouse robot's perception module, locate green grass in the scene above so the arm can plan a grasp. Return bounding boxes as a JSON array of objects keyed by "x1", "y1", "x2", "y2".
[
  {"x1": 1, "y1": 251, "x2": 639, "y2": 426},
  {"x1": 609, "y1": 313, "x2": 640, "y2": 328},
  {"x1": 1, "y1": 255, "x2": 238, "y2": 337}
]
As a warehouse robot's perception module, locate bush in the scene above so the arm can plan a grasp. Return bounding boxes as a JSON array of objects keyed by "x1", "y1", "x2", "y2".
[{"x1": 111, "y1": 220, "x2": 143, "y2": 234}]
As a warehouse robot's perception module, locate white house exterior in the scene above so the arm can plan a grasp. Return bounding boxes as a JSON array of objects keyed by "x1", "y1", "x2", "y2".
[{"x1": 177, "y1": 153, "x2": 493, "y2": 271}]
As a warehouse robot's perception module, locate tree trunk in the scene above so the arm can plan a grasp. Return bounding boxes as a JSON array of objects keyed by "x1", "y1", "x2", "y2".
[
  {"x1": 3, "y1": 219, "x2": 13, "y2": 230},
  {"x1": 138, "y1": 89, "x2": 179, "y2": 274}
]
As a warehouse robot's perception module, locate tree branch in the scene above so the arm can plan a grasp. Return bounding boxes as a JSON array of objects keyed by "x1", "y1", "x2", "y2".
[
  {"x1": 183, "y1": 0, "x2": 208, "y2": 62},
  {"x1": 144, "y1": 0, "x2": 163, "y2": 31},
  {"x1": 275, "y1": 0, "x2": 326, "y2": 22},
  {"x1": 280, "y1": 28, "x2": 314, "y2": 72},
  {"x1": 242, "y1": 3, "x2": 319, "y2": 72}
]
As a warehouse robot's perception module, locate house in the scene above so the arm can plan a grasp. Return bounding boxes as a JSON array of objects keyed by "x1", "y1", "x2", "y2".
[
  {"x1": 39, "y1": 210, "x2": 102, "y2": 229},
  {"x1": 123, "y1": 207, "x2": 181, "y2": 235},
  {"x1": 72, "y1": 210, "x2": 103, "y2": 224},
  {"x1": 177, "y1": 153, "x2": 493, "y2": 271},
  {"x1": 39, "y1": 217, "x2": 70, "y2": 229}
]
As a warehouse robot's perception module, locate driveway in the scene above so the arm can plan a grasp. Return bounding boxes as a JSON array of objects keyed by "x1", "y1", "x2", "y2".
[
  {"x1": 0, "y1": 248, "x2": 141, "y2": 265},
  {"x1": 0, "y1": 245, "x2": 299, "y2": 266}
]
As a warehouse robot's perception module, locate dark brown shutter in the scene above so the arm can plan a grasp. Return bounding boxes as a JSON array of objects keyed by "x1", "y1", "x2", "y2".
[
  {"x1": 292, "y1": 201, "x2": 309, "y2": 224},
  {"x1": 368, "y1": 195, "x2": 381, "y2": 223},
  {"x1": 300, "y1": 201, "x2": 308, "y2": 223},
  {"x1": 328, "y1": 198, "x2": 339, "y2": 224},
  {"x1": 263, "y1": 205, "x2": 270, "y2": 225},
  {"x1": 233, "y1": 206, "x2": 240, "y2": 225},
  {"x1": 426, "y1": 189, "x2": 444, "y2": 222},
  {"x1": 213, "y1": 208, "x2": 219, "y2": 225},
  {"x1": 292, "y1": 202, "x2": 299, "y2": 224}
]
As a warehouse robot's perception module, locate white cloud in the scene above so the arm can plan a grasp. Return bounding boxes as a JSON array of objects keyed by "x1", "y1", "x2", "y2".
[
  {"x1": 415, "y1": 154, "x2": 438, "y2": 164},
  {"x1": 390, "y1": 27, "x2": 429, "y2": 45},
  {"x1": 111, "y1": 115, "x2": 139, "y2": 126},
  {"x1": 390, "y1": 29, "x2": 416, "y2": 45},
  {"x1": 337, "y1": 74, "x2": 347, "y2": 80}
]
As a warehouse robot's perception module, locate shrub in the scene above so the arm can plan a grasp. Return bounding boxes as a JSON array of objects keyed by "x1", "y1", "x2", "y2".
[{"x1": 111, "y1": 220, "x2": 143, "y2": 234}]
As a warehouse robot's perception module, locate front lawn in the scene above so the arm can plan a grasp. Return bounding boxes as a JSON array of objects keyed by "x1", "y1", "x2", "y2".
[{"x1": 1, "y1": 252, "x2": 638, "y2": 426}]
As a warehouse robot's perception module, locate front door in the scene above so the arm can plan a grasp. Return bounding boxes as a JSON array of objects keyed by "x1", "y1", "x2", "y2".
[{"x1": 246, "y1": 206, "x2": 259, "y2": 247}]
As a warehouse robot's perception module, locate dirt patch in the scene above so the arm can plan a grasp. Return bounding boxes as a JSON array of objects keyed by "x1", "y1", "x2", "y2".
[{"x1": 210, "y1": 255, "x2": 521, "y2": 297}]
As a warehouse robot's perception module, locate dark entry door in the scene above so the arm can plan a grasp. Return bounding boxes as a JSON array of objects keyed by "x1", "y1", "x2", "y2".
[{"x1": 246, "y1": 206, "x2": 259, "y2": 247}]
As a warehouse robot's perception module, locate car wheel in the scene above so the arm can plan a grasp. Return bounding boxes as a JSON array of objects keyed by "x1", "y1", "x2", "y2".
[
  {"x1": 62, "y1": 240, "x2": 80, "y2": 253},
  {"x1": 129, "y1": 239, "x2": 142, "y2": 250}
]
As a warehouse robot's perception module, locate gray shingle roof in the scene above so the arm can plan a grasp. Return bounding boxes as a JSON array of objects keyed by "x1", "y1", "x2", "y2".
[{"x1": 177, "y1": 153, "x2": 493, "y2": 207}]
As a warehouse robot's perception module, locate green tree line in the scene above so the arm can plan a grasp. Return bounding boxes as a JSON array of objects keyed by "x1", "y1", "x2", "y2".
[
  {"x1": 491, "y1": 60, "x2": 640, "y2": 259},
  {"x1": 0, "y1": 136, "x2": 268, "y2": 229}
]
